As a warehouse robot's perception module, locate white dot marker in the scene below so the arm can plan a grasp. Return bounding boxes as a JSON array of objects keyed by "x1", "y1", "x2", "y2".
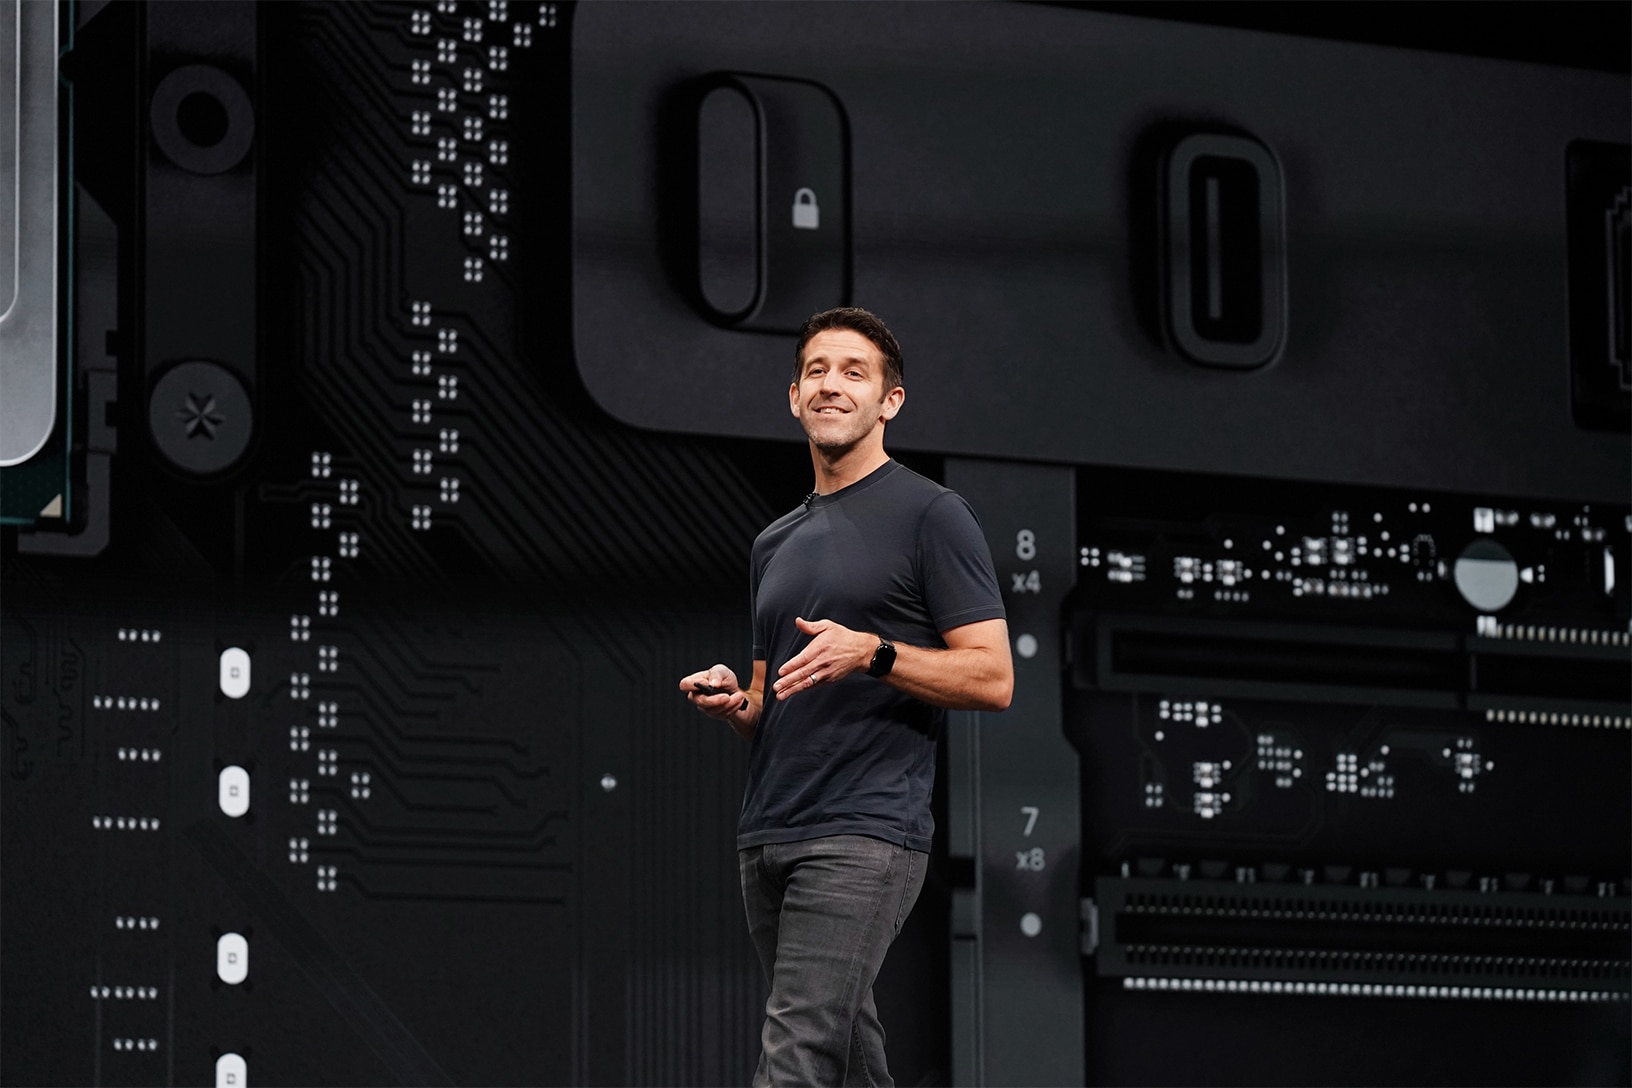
[
  {"x1": 218, "y1": 766, "x2": 250, "y2": 818},
  {"x1": 1020, "y1": 912, "x2": 1042, "y2": 937},
  {"x1": 1015, "y1": 633, "x2": 1038, "y2": 659},
  {"x1": 219, "y1": 648, "x2": 251, "y2": 699},
  {"x1": 216, "y1": 1052, "x2": 247, "y2": 1088},
  {"x1": 216, "y1": 933, "x2": 249, "y2": 985}
]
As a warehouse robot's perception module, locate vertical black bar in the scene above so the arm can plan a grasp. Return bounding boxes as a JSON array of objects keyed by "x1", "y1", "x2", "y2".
[
  {"x1": 943, "y1": 459, "x2": 1082, "y2": 1086},
  {"x1": 1205, "y1": 175, "x2": 1222, "y2": 322},
  {"x1": 946, "y1": 709, "x2": 981, "y2": 1084}
]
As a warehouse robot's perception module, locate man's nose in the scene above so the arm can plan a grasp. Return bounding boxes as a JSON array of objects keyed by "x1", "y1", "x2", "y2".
[{"x1": 818, "y1": 369, "x2": 845, "y2": 394}]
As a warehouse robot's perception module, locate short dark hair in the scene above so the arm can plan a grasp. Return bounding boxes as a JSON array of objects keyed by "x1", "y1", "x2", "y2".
[{"x1": 793, "y1": 307, "x2": 904, "y2": 391}]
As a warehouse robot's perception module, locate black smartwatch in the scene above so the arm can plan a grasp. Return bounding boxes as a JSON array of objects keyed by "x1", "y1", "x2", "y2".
[{"x1": 866, "y1": 638, "x2": 896, "y2": 678}]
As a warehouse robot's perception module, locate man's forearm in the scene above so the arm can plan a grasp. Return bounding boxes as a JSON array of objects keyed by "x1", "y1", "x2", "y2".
[
  {"x1": 771, "y1": 616, "x2": 1013, "y2": 711},
  {"x1": 880, "y1": 641, "x2": 1012, "y2": 712}
]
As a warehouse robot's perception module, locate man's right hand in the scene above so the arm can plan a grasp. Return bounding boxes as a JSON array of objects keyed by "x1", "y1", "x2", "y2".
[
  {"x1": 680, "y1": 664, "x2": 745, "y2": 720},
  {"x1": 680, "y1": 661, "x2": 765, "y2": 742}
]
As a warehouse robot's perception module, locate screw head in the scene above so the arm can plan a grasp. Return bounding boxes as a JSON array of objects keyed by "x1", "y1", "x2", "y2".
[{"x1": 149, "y1": 360, "x2": 253, "y2": 474}]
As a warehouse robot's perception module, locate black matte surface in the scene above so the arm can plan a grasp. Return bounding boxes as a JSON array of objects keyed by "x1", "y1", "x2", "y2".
[{"x1": 572, "y1": 2, "x2": 1628, "y2": 500}]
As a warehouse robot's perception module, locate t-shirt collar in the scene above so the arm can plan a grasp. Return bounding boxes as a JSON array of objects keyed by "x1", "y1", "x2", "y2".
[{"x1": 806, "y1": 459, "x2": 900, "y2": 508}]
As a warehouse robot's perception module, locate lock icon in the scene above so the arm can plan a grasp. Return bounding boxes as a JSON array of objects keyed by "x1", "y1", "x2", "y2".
[{"x1": 791, "y1": 188, "x2": 820, "y2": 230}]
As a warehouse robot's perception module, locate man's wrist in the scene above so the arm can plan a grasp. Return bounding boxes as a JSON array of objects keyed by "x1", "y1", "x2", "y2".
[{"x1": 865, "y1": 635, "x2": 897, "y2": 678}]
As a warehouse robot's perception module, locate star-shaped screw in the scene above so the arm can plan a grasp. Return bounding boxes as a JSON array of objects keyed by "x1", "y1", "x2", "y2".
[{"x1": 178, "y1": 391, "x2": 224, "y2": 440}]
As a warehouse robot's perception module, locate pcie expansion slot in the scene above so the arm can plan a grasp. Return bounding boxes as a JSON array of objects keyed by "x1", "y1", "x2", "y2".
[
  {"x1": 1090, "y1": 877, "x2": 1631, "y2": 1002},
  {"x1": 1075, "y1": 615, "x2": 1629, "y2": 723}
]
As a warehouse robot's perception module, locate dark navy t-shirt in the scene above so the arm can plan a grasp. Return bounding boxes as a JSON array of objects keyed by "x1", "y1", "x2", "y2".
[{"x1": 739, "y1": 460, "x2": 1006, "y2": 853}]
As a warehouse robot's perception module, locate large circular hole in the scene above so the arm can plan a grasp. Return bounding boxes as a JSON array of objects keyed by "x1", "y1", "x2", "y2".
[{"x1": 176, "y1": 91, "x2": 230, "y2": 148}]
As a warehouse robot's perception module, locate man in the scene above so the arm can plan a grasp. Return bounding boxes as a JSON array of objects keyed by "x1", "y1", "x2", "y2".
[{"x1": 680, "y1": 307, "x2": 1013, "y2": 1085}]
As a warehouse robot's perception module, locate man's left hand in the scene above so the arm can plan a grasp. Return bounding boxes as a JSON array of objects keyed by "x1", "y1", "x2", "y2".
[{"x1": 772, "y1": 616, "x2": 874, "y2": 700}]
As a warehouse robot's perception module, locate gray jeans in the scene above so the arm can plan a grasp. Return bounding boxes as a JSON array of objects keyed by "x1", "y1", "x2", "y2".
[{"x1": 739, "y1": 835, "x2": 928, "y2": 1087}]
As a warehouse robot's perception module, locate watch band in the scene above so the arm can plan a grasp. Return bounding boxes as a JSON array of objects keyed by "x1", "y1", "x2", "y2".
[{"x1": 866, "y1": 638, "x2": 896, "y2": 678}]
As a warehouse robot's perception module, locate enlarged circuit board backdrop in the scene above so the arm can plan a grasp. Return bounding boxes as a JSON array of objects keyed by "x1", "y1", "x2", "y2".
[{"x1": 2, "y1": 2, "x2": 1628, "y2": 1085}]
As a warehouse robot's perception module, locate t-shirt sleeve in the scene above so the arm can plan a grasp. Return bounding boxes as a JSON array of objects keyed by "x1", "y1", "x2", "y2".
[{"x1": 917, "y1": 492, "x2": 1007, "y2": 636}]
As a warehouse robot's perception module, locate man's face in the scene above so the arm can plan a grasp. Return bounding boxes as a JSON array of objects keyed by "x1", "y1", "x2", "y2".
[{"x1": 788, "y1": 328, "x2": 904, "y2": 453}]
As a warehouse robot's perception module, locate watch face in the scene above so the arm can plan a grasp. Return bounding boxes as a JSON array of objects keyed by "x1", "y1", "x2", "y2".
[{"x1": 870, "y1": 640, "x2": 896, "y2": 677}]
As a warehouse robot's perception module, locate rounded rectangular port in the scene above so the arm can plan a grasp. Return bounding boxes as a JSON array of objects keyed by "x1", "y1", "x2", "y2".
[{"x1": 1165, "y1": 133, "x2": 1285, "y2": 368}]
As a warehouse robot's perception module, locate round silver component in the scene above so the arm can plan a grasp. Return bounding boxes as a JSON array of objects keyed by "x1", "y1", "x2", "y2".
[{"x1": 1454, "y1": 539, "x2": 1519, "y2": 612}]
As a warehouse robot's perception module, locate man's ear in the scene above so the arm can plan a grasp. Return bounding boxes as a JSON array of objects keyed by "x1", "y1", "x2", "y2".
[
  {"x1": 881, "y1": 385, "x2": 905, "y2": 421},
  {"x1": 788, "y1": 382, "x2": 801, "y2": 417}
]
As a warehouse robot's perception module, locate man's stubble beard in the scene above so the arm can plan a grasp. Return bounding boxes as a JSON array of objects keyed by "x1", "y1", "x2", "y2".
[
  {"x1": 802, "y1": 394, "x2": 888, "y2": 455},
  {"x1": 805, "y1": 417, "x2": 878, "y2": 455}
]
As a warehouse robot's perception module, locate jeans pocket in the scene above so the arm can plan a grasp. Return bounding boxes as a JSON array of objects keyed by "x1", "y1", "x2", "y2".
[{"x1": 891, "y1": 848, "x2": 922, "y2": 937}]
